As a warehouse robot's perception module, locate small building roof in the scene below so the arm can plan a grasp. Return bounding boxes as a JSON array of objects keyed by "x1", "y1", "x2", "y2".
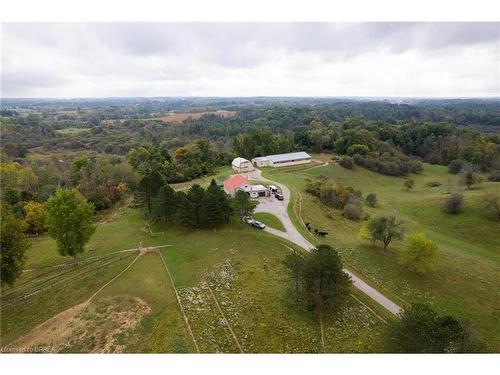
[
  {"x1": 240, "y1": 184, "x2": 267, "y2": 193},
  {"x1": 223, "y1": 174, "x2": 249, "y2": 191},
  {"x1": 268, "y1": 151, "x2": 311, "y2": 163},
  {"x1": 253, "y1": 156, "x2": 269, "y2": 162},
  {"x1": 232, "y1": 157, "x2": 251, "y2": 167},
  {"x1": 251, "y1": 184, "x2": 267, "y2": 191}
]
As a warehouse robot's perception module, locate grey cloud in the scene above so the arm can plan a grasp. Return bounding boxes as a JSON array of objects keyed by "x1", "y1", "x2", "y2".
[{"x1": 1, "y1": 23, "x2": 498, "y2": 97}]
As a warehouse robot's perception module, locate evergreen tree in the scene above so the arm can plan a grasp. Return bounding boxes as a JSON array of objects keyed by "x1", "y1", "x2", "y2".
[
  {"x1": 386, "y1": 303, "x2": 483, "y2": 353},
  {"x1": 174, "y1": 191, "x2": 196, "y2": 229},
  {"x1": 187, "y1": 184, "x2": 205, "y2": 228},
  {"x1": 302, "y1": 245, "x2": 352, "y2": 313},
  {"x1": 283, "y1": 250, "x2": 305, "y2": 303},
  {"x1": 153, "y1": 184, "x2": 178, "y2": 224},
  {"x1": 200, "y1": 180, "x2": 225, "y2": 228}
]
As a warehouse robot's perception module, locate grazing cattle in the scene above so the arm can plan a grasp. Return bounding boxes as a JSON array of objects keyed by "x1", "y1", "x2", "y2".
[
  {"x1": 306, "y1": 222, "x2": 312, "y2": 231},
  {"x1": 318, "y1": 231, "x2": 328, "y2": 237},
  {"x1": 314, "y1": 228, "x2": 318, "y2": 235}
]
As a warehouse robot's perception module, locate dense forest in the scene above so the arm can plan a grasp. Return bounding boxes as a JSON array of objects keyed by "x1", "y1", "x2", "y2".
[{"x1": 1, "y1": 97, "x2": 499, "y2": 220}]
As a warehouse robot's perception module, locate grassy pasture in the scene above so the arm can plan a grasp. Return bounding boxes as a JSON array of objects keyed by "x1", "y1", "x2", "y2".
[
  {"x1": 170, "y1": 166, "x2": 233, "y2": 191},
  {"x1": 1, "y1": 202, "x2": 387, "y2": 352},
  {"x1": 262, "y1": 158, "x2": 500, "y2": 350},
  {"x1": 55, "y1": 128, "x2": 91, "y2": 135}
]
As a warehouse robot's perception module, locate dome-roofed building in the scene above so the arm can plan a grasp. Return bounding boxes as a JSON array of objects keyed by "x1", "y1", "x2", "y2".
[{"x1": 231, "y1": 157, "x2": 254, "y2": 173}]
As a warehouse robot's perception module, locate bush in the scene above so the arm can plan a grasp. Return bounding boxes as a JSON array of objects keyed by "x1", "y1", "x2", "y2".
[
  {"x1": 338, "y1": 156, "x2": 354, "y2": 169},
  {"x1": 442, "y1": 193, "x2": 463, "y2": 214},
  {"x1": 400, "y1": 233, "x2": 438, "y2": 274},
  {"x1": 483, "y1": 194, "x2": 500, "y2": 221},
  {"x1": 425, "y1": 181, "x2": 442, "y2": 187},
  {"x1": 347, "y1": 144, "x2": 369, "y2": 156},
  {"x1": 404, "y1": 178, "x2": 415, "y2": 191},
  {"x1": 365, "y1": 193, "x2": 377, "y2": 207},
  {"x1": 353, "y1": 153, "x2": 422, "y2": 177},
  {"x1": 448, "y1": 159, "x2": 463, "y2": 174},
  {"x1": 460, "y1": 169, "x2": 482, "y2": 190},
  {"x1": 488, "y1": 170, "x2": 500, "y2": 182},
  {"x1": 342, "y1": 198, "x2": 366, "y2": 221}
]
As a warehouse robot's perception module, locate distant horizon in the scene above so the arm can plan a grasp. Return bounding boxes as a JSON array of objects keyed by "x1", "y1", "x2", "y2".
[{"x1": 2, "y1": 95, "x2": 500, "y2": 101}]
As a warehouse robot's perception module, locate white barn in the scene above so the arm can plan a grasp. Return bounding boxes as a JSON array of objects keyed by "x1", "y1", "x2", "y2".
[
  {"x1": 231, "y1": 157, "x2": 254, "y2": 173},
  {"x1": 252, "y1": 151, "x2": 311, "y2": 168}
]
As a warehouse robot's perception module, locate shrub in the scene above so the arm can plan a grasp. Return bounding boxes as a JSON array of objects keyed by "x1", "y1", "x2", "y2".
[
  {"x1": 353, "y1": 153, "x2": 422, "y2": 177},
  {"x1": 425, "y1": 181, "x2": 442, "y2": 187},
  {"x1": 365, "y1": 193, "x2": 377, "y2": 207},
  {"x1": 338, "y1": 156, "x2": 354, "y2": 169},
  {"x1": 442, "y1": 193, "x2": 463, "y2": 214},
  {"x1": 404, "y1": 178, "x2": 415, "y2": 191},
  {"x1": 347, "y1": 144, "x2": 369, "y2": 156},
  {"x1": 460, "y1": 169, "x2": 482, "y2": 190},
  {"x1": 483, "y1": 194, "x2": 500, "y2": 221},
  {"x1": 342, "y1": 198, "x2": 366, "y2": 221},
  {"x1": 488, "y1": 170, "x2": 500, "y2": 182},
  {"x1": 448, "y1": 159, "x2": 463, "y2": 174},
  {"x1": 400, "y1": 233, "x2": 438, "y2": 274},
  {"x1": 24, "y1": 201, "x2": 47, "y2": 235}
]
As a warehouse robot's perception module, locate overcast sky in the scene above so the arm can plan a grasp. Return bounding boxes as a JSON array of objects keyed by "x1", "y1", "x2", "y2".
[{"x1": 1, "y1": 22, "x2": 499, "y2": 98}]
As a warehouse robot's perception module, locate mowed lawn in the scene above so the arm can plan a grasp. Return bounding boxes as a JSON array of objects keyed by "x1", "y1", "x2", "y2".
[
  {"x1": 253, "y1": 212, "x2": 286, "y2": 231},
  {"x1": 1, "y1": 206, "x2": 387, "y2": 353},
  {"x1": 263, "y1": 159, "x2": 500, "y2": 351}
]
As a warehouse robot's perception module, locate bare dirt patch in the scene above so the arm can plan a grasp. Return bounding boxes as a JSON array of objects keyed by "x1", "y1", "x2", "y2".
[
  {"x1": 157, "y1": 111, "x2": 236, "y2": 123},
  {"x1": 13, "y1": 296, "x2": 151, "y2": 353}
]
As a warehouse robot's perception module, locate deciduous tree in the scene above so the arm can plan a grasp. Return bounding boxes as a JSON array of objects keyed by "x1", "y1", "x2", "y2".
[
  {"x1": 400, "y1": 233, "x2": 438, "y2": 274},
  {"x1": 1, "y1": 205, "x2": 28, "y2": 285},
  {"x1": 24, "y1": 201, "x2": 46, "y2": 235},
  {"x1": 367, "y1": 215, "x2": 405, "y2": 249},
  {"x1": 45, "y1": 188, "x2": 96, "y2": 258}
]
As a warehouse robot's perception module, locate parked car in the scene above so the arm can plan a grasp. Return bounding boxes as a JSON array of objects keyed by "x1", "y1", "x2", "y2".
[
  {"x1": 275, "y1": 193, "x2": 284, "y2": 201},
  {"x1": 251, "y1": 220, "x2": 266, "y2": 229}
]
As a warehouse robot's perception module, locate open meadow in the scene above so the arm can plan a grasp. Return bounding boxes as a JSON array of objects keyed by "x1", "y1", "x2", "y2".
[
  {"x1": 262, "y1": 158, "x2": 500, "y2": 351},
  {"x1": 1, "y1": 201, "x2": 388, "y2": 353}
]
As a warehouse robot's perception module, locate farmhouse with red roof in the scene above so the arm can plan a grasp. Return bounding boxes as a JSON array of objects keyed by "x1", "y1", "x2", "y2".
[{"x1": 223, "y1": 174, "x2": 249, "y2": 196}]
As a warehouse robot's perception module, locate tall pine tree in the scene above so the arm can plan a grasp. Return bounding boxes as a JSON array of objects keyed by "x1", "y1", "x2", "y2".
[
  {"x1": 201, "y1": 180, "x2": 226, "y2": 228},
  {"x1": 174, "y1": 191, "x2": 196, "y2": 229},
  {"x1": 153, "y1": 184, "x2": 178, "y2": 224},
  {"x1": 187, "y1": 184, "x2": 205, "y2": 228}
]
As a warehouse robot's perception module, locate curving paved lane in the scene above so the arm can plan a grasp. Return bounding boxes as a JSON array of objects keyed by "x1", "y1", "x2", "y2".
[{"x1": 243, "y1": 169, "x2": 403, "y2": 316}]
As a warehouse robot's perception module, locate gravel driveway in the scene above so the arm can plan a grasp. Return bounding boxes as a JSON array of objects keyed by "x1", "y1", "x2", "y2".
[{"x1": 242, "y1": 169, "x2": 402, "y2": 315}]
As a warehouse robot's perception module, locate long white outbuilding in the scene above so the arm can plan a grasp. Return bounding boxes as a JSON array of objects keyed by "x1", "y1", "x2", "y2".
[{"x1": 252, "y1": 151, "x2": 311, "y2": 168}]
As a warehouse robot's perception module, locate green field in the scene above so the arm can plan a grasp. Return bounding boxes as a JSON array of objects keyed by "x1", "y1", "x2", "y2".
[
  {"x1": 0, "y1": 204, "x2": 387, "y2": 353},
  {"x1": 262, "y1": 159, "x2": 500, "y2": 351},
  {"x1": 170, "y1": 166, "x2": 233, "y2": 191},
  {"x1": 55, "y1": 128, "x2": 91, "y2": 135},
  {"x1": 253, "y1": 212, "x2": 286, "y2": 231}
]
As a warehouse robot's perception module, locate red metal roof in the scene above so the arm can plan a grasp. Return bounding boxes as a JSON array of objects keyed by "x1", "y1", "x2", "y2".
[{"x1": 223, "y1": 174, "x2": 249, "y2": 191}]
